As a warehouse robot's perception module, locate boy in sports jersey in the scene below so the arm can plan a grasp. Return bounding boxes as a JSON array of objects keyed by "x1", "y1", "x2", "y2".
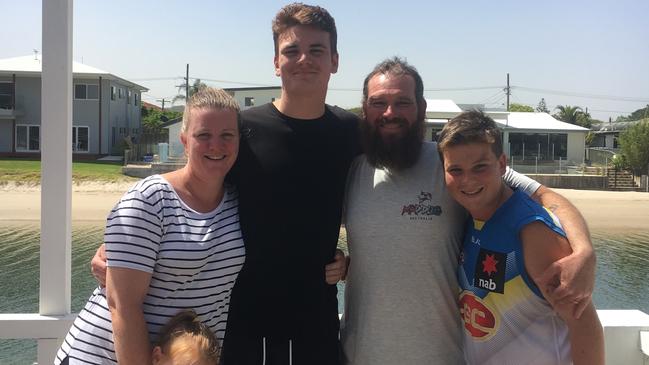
[{"x1": 437, "y1": 110, "x2": 604, "y2": 365}]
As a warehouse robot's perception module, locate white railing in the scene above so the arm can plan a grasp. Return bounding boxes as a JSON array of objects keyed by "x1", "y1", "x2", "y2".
[{"x1": 2, "y1": 310, "x2": 649, "y2": 364}]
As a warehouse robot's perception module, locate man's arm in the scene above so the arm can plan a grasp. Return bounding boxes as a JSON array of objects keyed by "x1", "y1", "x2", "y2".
[
  {"x1": 521, "y1": 222, "x2": 604, "y2": 365},
  {"x1": 531, "y1": 185, "x2": 596, "y2": 319},
  {"x1": 502, "y1": 167, "x2": 596, "y2": 319},
  {"x1": 91, "y1": 244, "x2": 107, "y2": 287},
  {"x1": 325, "y1": 249, "x2": 348, "y2": 284}
]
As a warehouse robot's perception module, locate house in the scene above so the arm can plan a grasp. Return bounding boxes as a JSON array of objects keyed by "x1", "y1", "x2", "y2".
[
  {"x1": 161, "y1": 116, "x2": 184, "y2": 158},
  {"x1": 0, "y1": 55, "x2": 148, "y2": 156},
  {"x1": 224, "y1": 86, "x2": 281, "y2": 110},
  {"x1": 157, "y1": 86, "x2": 282, "y2": 158},
  {"x1": 590, "y1": 120, "x2": 648, "y2": 150},
  {"x1": 424, "y1": 100, "x2": 590, "y2": 165}
]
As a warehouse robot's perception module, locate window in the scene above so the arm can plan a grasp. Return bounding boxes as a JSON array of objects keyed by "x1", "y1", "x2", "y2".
[
  {"x1": 118, "y1": 88, "x2": 123, "y2": 99},
  {"x1": 134, "y1": 93, "x2": 139, "y2": 106},
  {"x1": 111, "y1": 86, "x2": 116, "y2": 100},
  {"x1": 245, "y1": 97, "x2": 255, "y2": 107},
  {"x1": 16, "y1": 125, "x2": 40, "y2": 152},
  {"x1": 127, "y1": 90, "x2": 131, "y2": 104},
  {"x1": 72, "y1": 126, "x2": 89, "y2": 152},
  {"x1": 508, "y1": 132, "x2": 567, "y2": 160},
  {"x1": 74, "y1": 84, "x2": 99, "y2": 100},
  {"x1": 0, "y1": 82, "x2": 13, "y2": 109}
]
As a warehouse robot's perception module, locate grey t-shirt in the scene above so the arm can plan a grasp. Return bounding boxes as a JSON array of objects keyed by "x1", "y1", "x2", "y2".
[{"x1": 340, "y1": 142, "x2": 539, "y2": 365}]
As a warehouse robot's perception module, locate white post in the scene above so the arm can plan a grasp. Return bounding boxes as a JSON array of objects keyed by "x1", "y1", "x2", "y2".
[
  {"x1": 535, "y1": 156, "x2": 538, "y2": 174},
  {"x1": 39, "y1": 0, "x2": 73, "y2": 363}
]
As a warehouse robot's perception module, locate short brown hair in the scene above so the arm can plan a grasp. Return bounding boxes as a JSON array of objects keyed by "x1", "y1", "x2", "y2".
[
  {"x1": 437, "y1": 110, "x2": 503, "y2": 158},
  {"x1": 181, "y1": 87, "x2": 240, "y2": 134},
  {"x1": 155, "y1": 310, "x2": 220, "y2": 364},
  {"x1": 272, "y1": 3, "x2": 338, "y2": 55}
]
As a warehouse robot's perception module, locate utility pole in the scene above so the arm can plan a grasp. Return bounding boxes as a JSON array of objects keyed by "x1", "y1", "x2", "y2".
[
  {"x1": 185, "y1": 64, "x2": 190, "y2": 102},
  {"x1": 156, "y1": 98, "x2": 169, "y2": 111},
  {"x1": 505, "y1": 73, "x2": 511, "y2": 111}
]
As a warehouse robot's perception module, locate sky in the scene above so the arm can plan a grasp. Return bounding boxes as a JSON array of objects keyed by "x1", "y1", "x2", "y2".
[{"x1": 2, "y1": 0, "x2": 649, "y2": 121}]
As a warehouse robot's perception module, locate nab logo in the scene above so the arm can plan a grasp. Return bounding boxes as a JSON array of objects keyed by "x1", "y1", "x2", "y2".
[
  {"x1": 459, "y1": 291, "x2": 498, "y2": 340},
  {"x1": 473, "y1": 248, "x2": 506, "y2": 294}
]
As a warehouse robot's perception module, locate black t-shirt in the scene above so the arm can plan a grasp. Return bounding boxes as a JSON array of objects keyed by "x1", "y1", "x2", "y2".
[{"x1": 226, "y1": 103, "x2": 360, "y2": 340}]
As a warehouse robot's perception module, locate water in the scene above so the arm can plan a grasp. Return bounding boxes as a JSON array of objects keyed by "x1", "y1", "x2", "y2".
[{"x1": 1, "y1": 223, "x2": 648, "y2": 364}]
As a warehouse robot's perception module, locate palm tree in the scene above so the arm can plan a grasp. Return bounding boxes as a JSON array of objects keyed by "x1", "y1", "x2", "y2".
[
  {"x1": 553, "y1": 105, "x2": 583, "y2": 123},
  {"x1": 172, "y1": 78, "x2": 208, "y2": 105}
]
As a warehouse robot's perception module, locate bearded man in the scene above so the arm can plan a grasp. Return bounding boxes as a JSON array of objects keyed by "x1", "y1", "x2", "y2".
[{"x1": 340, "y1": 57, "x2": 596, "y2": 365}]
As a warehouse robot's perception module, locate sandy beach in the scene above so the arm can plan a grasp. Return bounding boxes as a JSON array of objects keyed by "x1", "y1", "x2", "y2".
[{"x1": 0, "y1": 183, "x2": 648, "y2": 233}]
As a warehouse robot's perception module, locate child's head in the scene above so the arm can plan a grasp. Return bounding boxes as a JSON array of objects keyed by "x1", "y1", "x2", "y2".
[
  {"x1": 437, "y1": 110, "x2": 503, "y2": 158},
  {"x1": 437, "y1": 110, "x2": 508, "y2": 219},
  {"x1": 152, "y1": 310, "x2": 219, "y2": 365}
]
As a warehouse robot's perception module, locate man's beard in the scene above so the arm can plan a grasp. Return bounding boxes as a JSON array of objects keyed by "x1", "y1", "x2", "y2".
[{"x1": 360, "y1": 116, "x2": 424, "y2": 171}]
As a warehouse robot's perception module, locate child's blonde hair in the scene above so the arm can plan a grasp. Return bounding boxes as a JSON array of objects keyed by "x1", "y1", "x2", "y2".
[{"x1": 155, "y1": 309, "x2": 220, "y2": 364}]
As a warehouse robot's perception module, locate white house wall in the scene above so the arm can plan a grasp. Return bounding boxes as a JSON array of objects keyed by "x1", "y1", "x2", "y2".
[
  {"x1": 231, "y1": 89, "x2": 280, "y2": 110},
  {"x1": 567, "y1": 132, "x2": 585, "y2": 164},
  {"x1": 168, "y1": 123, "x2": 184, "y2": 158}
]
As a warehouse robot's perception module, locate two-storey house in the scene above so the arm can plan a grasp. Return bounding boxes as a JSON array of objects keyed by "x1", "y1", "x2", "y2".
[{"x1": 0, "y1": 55, "x2": 148, "y2": 157}]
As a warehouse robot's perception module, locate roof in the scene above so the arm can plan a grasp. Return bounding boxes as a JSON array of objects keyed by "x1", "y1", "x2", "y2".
[
  {"x1": 425, "y1": 99, "x2": 462, "y2": 113},
  {"x1": 223, "y1": 86, "x2": 281, "y2": 92},
  {"x1": 161, "y1": 117, "x2": 182, "y2": 128},
  {"x1": 595, "y1": 119, "x2": 648, "y2": 133},
  {"x1": 504, "y1": 112, "x2": 590, "y2": 131},
  {"x1": 425, "y1": 99, "x2": 462, "y2": 119},
  {"x1": 0, "y1": 55, "x2": 148, "y2": 91},
  {"x1": 426, "y1": 112, "x2": 589, "y2": 133},
  {"x1": 142, "y1": 101, "x2": 162, "y2": 111}
]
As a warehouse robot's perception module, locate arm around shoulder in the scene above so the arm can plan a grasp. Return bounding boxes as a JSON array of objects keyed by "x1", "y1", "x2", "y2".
[
  {"x1": 520, "y1": 222, "x2": 604, "y2": 365},
  {"x1": 531, "y1": 185, "x2": 596, "y2": 318}
]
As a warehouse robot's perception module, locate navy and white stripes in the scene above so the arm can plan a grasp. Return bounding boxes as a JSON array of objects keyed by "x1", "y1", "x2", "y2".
[{"x1": 55, "y1": 175, "x2": 245, "y2": 364}]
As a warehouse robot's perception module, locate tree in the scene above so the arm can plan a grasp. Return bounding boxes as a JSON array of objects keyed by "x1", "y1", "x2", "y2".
[
  {"x1": 576, "y1": 110, "x2": 593, "y2": 129},
  {"x1": 346, "y1": 106, "x2": 362, "y2": 116},
  {"x1": 553, "y1": 105, "x2": 592, "y2": 127},
  {"x1": 585, "y1": 131, "x2": 595, "y2": 146},
  {"x1": 618, "y1": 119, "x2": 649, "y2": 174},
  {"x1": 173, "y1": 78, "x2": 208, "y2": 105},
  {"x1": 628, "y1": 105, "x2": 649, "y2": 121},
  {"x1": 141, "y1": 106, "x2": 181, "y2": 133},
  {"x1": 536, "y1": 98, "x2": 550, "y2": 113},
  {"x1": 508, "y1": 103, "x2": 534, "y2": 112}
]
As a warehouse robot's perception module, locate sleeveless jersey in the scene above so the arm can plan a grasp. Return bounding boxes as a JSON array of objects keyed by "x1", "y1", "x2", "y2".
[{"x1": 459, "y1": 189, "x2": 572, "y2": 365}]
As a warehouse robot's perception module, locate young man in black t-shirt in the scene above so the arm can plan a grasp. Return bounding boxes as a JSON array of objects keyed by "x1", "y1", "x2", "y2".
[{"x1": 221, "y1": 4, "x2": 360, "y2": 365}]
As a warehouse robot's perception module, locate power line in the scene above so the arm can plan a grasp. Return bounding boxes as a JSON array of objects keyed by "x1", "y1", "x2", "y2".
[
  {"x1": 128, "y1": 76, "x2": 183, "y2": 81},
  {"x1": 513, "y1": 86, "x2": 649, "y2": 103}
]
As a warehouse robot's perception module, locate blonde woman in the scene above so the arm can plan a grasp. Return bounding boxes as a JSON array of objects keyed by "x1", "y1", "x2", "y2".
[{"x1": 55, "y1": 88, "x2": 245, "y2": 364}]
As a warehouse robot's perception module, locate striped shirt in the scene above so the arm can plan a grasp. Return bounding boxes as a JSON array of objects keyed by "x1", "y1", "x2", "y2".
[{"x1": 55, "y1": 175, "x2": 245, "y2": 364}]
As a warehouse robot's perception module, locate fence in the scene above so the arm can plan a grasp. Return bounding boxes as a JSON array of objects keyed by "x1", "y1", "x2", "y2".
[
  {"x1": 586, "y1": 147, "x2": 617, "y2": 166},
  {"x1": 126, "y1": 131, "x2": 168, "y2": 163},
  {"x1": 509, "y1": 156, "x2": 590, "y2": 175}
]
